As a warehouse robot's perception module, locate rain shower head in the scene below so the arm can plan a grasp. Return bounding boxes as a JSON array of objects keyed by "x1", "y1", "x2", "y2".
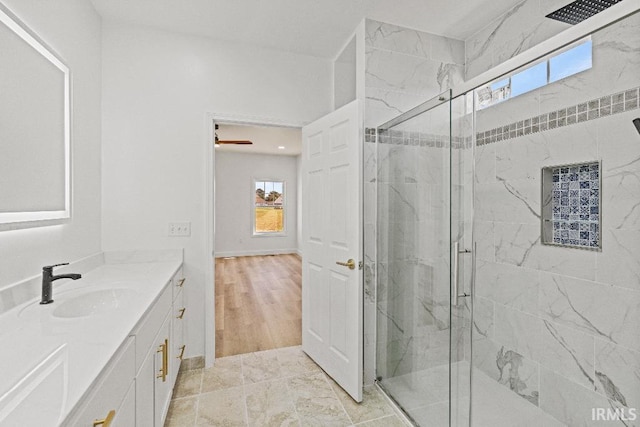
[
  {"x1": 633, "y1": 118, "x2": 640, "y2": 135},
  {"x1": 546, "y1": 0, "x2": 623, "y2": 25}
]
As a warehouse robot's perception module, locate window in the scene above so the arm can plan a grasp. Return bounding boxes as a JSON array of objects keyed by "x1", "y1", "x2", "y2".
[
  {"x1": 549, "y1": 39, "x2": 592, "y2": 82},
  {"x1": 253, "y1": 180, "x2": 285, "y2": 234},
  {"x1": 477, "y1": 38, "x2": 592, "y2": 109},
  {"x1": 511, "y1": 61, "x2": 547, "y2": 97},
  {"x1": 491, "y1": 78, "x2": 511, "y2": 101}
]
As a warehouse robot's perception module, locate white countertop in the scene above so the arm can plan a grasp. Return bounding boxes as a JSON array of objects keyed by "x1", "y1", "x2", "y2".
[{"x1": 0, "y1": 260, "x2": 182, "y2": 425}]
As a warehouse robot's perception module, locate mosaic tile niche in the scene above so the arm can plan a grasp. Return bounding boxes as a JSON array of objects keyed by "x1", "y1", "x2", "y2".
[{"x1": 541, "y1": 161, "x2": 601, "y2": 249}]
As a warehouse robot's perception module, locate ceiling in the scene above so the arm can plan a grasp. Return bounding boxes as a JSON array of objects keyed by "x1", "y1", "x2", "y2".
[
  {"x1": 216, "y1": 124, "x2": 302, "y2": 156},
  {"x1": 90, "y1": 0, "x2": 525, "y2": 59}
]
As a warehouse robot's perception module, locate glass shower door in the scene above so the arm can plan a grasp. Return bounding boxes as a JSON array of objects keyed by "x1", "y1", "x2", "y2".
[
  {"x1": 450, "y1": 93, "x2": 474, "y2": 427},
  {"x1": 375, "y1": 90, "x2": 472, "y2": 426}
]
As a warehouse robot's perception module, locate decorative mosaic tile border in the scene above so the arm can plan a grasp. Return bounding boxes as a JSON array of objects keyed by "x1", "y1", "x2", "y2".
[
  {"x1": 477, "y1": 86, "x2": 640, "y2": 145},
  {"x1": 366, "y1": 127, "x2": 471, "y2": 149},
  {"x1": 364, "y1": 127, "x2": 377, "y2": 143},
  {"x1": 368, "y1": 86, "x2": 639, "y2": 147}
]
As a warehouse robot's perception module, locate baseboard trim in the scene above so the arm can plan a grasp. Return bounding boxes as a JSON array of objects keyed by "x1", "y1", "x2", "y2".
[
  {"x1": 180, "y1": 356, "x2": 205, "y2": 372},
  {"x1": 215, "y1": 248, "x2": 299, "y2": 258}
]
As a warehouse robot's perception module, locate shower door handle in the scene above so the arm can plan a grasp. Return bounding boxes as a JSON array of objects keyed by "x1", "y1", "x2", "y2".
[{"x1": 452, "y1": 241, "x2": 471, "y2": 306}]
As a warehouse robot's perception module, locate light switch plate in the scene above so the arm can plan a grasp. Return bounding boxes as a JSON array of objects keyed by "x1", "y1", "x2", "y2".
[{"x1": 168, "y1": 222, "x2": 191, "y2": 237}]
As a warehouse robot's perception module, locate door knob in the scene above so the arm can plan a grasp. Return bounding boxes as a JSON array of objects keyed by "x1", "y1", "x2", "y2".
[{"x1": 336, "y1": 259, "x2": 356, "y2": 270}]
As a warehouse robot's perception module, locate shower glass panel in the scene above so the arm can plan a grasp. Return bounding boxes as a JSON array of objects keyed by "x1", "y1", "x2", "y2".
[
  {"x1": 375, "y1": 9, "x2": 640, "y2": 427},
  {"x1": 375, "y1": 90, "x2": 472, "y2": 426},
  {"x1": 450, "y1": 93, "x2": 474, "y2": 427}
]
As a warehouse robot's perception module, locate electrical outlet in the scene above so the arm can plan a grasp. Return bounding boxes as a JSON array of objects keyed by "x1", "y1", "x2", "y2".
[{"x1": 168, "y1": 222, "x2": 191, "y2": 237}]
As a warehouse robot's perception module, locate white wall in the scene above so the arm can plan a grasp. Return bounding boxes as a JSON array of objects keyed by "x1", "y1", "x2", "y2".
[
  {"x1": 0, "y1": 0, "x2": 102, "y2": 288},
  {"x1": 333, "y1": 35, "x2": 357, "y2": 110},
  {"x1": 215, "y1": 152, "x2": 298, "y2": 256},
  {"x1": 101, "y1": 21, "x2": 332, "y2": 357}
]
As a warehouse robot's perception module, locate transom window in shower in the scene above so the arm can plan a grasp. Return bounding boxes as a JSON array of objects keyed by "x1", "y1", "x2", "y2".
[
  {"x1": 541, "y1": 161, "x2": 601, "y2": 250},
  {"x1": 477, "y1": 38, "x2": 592, "y2": 109}
]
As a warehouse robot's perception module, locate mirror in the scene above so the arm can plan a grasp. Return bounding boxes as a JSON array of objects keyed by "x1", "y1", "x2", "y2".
[{"x1": 0, "y1": 5, "x2": 70, "y2": 225}]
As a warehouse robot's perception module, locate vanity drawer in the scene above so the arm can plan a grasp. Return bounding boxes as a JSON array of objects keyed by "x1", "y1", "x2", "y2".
[
  {"x1": 131, "y1": 284, "x2": 172, "y2": 374},
  {"x1": 62, "y1": 337, "x2": 135, "y2": 426}
]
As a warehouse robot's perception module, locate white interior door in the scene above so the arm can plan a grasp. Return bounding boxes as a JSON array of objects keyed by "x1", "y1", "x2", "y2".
[{"x1": 301, "y1": 100, "x2": 363, "y2": 402}]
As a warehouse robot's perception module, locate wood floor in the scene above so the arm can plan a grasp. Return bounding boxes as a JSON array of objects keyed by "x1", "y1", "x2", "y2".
[{"x1": 214, "y1": 254, "x2": 302, "y2": 358}]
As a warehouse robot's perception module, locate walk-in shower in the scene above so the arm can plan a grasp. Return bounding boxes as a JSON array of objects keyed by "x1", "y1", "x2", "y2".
[{"x1": 374, "y1": 7, "x2": 640, "y2": 426}]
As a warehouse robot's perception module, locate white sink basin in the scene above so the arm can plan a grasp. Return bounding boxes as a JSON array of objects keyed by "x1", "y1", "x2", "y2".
[
  {"x1": 52, "y1": 288, "x2": 136, "y2": 318},
  {"x1": 18, "y1": 288, "x2": 137, "y2": 320}
]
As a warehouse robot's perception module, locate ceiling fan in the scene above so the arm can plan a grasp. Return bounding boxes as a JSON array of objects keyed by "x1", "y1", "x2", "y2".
[
  {"x1": 215, "y1": 124, "x2": 253, "y2": 145},
  {"x1": 216, "y1": 139, "x2": 253, "y2": 145}
]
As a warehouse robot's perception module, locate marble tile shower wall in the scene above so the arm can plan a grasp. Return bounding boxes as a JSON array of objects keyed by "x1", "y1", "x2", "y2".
[
  {"x1": 363, "y1": 137, "x2": 377, "y2": 385},
  {"x1": 363, "y1": 20, "x2": 465, "y2": 384},
  {"x1": 364, "y1": 19, "x2": 465, "y2": 128},
  {"x1": 464, "y1": 0, "x2": 570, "y2": 79},
  {"x1": 472, "y1": 12, "x2": 640, "y2": 426}
]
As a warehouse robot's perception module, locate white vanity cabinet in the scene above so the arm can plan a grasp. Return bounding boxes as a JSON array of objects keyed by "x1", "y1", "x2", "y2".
[
  {"x1": 62, "y1": 338, "x2": 135, "y2": 427},
  {"x1": 132, "y1": 267, "x2": 185, "y2": 427},
  {"x1": 133, "y1": 277, "x2": 176, "y2": 427},
  {"x1": 135, "y1": 313, "x2": 172, "y2": 427},
  {"x1": 153, "y1": 314, "x2": 173, "y2": 426},
  {"x1": 60, "y1": 266, "x2": 186, "y2": 427}
]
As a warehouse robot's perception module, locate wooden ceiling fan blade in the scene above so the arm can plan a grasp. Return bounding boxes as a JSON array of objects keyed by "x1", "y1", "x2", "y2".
[{"x1": 217, "y1": 140, "x2": 253, "y2": 145}]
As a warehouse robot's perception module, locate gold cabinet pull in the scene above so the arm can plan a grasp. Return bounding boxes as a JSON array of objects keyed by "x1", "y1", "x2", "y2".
[
  {"x1": 156, "y1": 338, "x2": 168, "y2": 382},
  {"x1": 177, "y1": 278, "x2": 186, "y2": 287},
  {"x1": 93, "y1": 410, "x2": 116, "y2": 427},
  {"x1": 335, "y1": 259, "x2": 356, "y2": 270},
  {"x1": 177, "y1": 344, "x2": 186, "y2": 360},
  {"x1": 176, "y1": 308, "x2": 186, "y2": 319},
  {"x1": 163, "y1": 338, "x2": 169, "y2": 380}
]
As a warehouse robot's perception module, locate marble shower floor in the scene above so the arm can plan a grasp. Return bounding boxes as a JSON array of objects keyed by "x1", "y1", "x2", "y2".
[
  {"x1": 380, "y1": 363, "x2": 567, "y2": 426},
  {"x1": 164, "y1": 346, "x2": 409, "y2": 427}
]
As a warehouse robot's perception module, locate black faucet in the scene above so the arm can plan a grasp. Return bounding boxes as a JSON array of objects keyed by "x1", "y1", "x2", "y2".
[{"x1": 40, "y1": 263, "x2": 82, "y2": 305}]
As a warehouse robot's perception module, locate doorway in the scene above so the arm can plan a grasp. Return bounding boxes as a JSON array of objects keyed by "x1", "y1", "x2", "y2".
[
  {"x1": 205, "y1": 101, "x2": 364, "y2": 401},
  {"x1": 212, "y1": 122, "x2": 303, "y2": 358},
  {"x1": 215, "y1": 254, "x2": 301, "y2": 357}
]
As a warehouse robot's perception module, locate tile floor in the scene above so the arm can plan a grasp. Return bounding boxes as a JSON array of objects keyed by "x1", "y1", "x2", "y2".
[{"x1": 165, "y1": 346, "x2": 409, "y2": 426}]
